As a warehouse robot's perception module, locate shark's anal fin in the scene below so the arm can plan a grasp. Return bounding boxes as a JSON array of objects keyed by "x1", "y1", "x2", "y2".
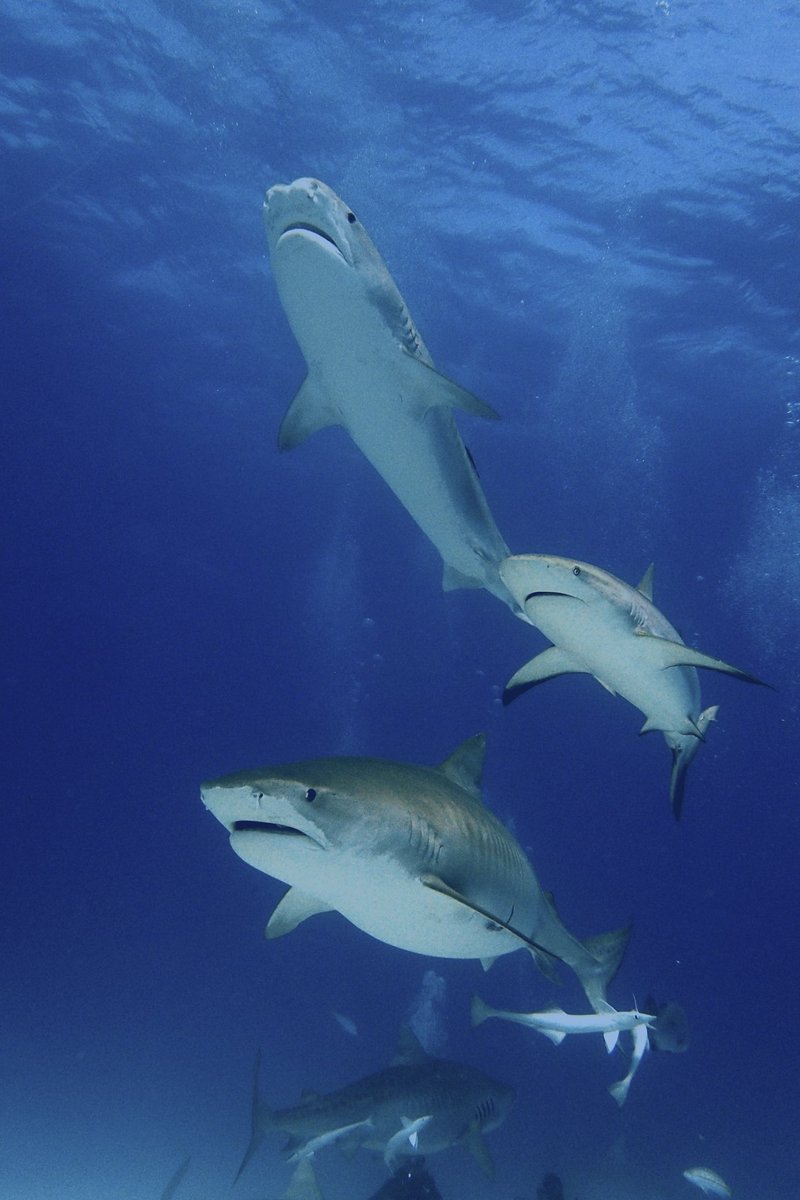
[
  {"x1": 503, "y1": 646, "x2": 586, "y2": 705},
  {"x1": 278, "y1": 375, "x2": 341, "y2": 450},
  {"x1": 266, "y1": 888, "x2": 334, "y2": 939},
  {"x1": 399, "y1": 350, "x2": 500, "y2": 421},
  {"x1": 420, "y1": 874, "x2": 563, "y2": 972},
  {"x1": 632, "y1": 630, "x2": 770, "y2": 686},
  {"x1": 282, "y1": 1160, "x2": 323, "y2": 1200}
]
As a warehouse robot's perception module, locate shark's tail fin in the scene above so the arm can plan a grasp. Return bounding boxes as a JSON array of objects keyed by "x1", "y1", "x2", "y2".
[
  {"x1": 669, "y1": 704, "x2": 719, "y2": 820},
  {"x1": 576, "y1": 924, "x2": 632, "y2": 1012},
  {"x1": 233, "y1": 1049, "x2": 276, "y2": 1186}
]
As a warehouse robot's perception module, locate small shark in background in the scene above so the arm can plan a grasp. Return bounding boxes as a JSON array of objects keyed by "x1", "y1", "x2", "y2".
[
  {"x1": 234, "y1": 1027, "x2": 514, "y2": 1181},
  {"x1": 471, "y1": 995, "x2": 655, "y2": 1053},
  {"x1": 263, "y1": 177, "x2": 518, "y2": 612},
  {"x1": 202, "y1": 733, "x2": 629, "y2": 1010},
  {"x1": 499, "y1": 555, "x2": 767, "y2": 817}
]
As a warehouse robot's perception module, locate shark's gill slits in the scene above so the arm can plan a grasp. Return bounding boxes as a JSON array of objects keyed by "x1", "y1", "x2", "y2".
[{"x1": 474, "y1": 1096, "x2": 496, "y2": 1124}]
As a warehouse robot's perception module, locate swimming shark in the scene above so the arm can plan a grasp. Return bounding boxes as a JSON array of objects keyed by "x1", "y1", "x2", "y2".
[
  {"x1": 202, "y1": 734, "x2": 629, "y2": 1010},
  {"x1": 263, "y1": 177, "x2": 517, "y2": 611},
  {"x1": 471, "y1": 994, "x2": 655, "y2": 1053},
  {"x1": 234, "y1": 1027, "x2": 514, "y2": 1181},
  {"x1": 499, "y1": 555, "x2": 766, "y2": 818}
]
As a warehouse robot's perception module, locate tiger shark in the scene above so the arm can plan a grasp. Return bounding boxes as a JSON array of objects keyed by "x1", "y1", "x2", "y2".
[
  {"x1": 499, "y1": 555, "x2": 766, "y2": 818},
  {"x1": 201, "y1": 734, "x2": 629, "y2": 1010},
  {"x1": 234, "y1": 1027, "x2": 514, "y2": 1180},
  {"x1": 263, "y1": 177, "x2": 517, "y2": 611}
]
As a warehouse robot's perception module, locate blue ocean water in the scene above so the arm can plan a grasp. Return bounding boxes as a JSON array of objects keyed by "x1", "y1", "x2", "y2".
[{"x1": 2, "y1": 2, "x2": 799, "y2": 1198}]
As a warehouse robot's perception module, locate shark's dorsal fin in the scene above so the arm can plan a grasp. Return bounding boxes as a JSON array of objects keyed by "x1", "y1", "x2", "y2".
[
  {"x1": 398, "y1": 351, "x2": 500, "y2": 421},
  {"x1": 636, "y1": 563, "x2": 655, "y2": 601},
  {"x1": 465, "y1": 1121, "x2": 494, "y2": 1178},
  {"x1": 392, "y1": 1024, "x2": 430, "y2": 1067},
  {"x1": 437, "y1": 733, "x2": 486, "y2": 801},
  {"x1": 278, "y1": 375, "x2": 341, "y2": 450},
  {"x1": 265, "y1": 888, "x2": 334, "y2": 940}
]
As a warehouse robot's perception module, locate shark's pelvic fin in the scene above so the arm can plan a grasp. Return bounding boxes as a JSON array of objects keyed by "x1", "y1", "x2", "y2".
[
  {"x1": 278, "y1": 375, "x2": 341, "y2": 450},
  {"x1": 266, "y1": 888, "x2": 334, "y2": 939},
  {"x1": 398, "y1": 350, "x2": 500, "y2": 421},
  {"x1": 636, "y1": 563, "x2": 655, "y2": 601},
  {"x1": 503, "y1": 646, "x2": 586, "y2": 704},
  {"x1": 632, "y1": 630, "x2": 769, "y2": 685},
  {"x1": 579, "y1": 925, "x2": 632, "y2": 1013},
  {"x1": 437, "y1": 733, "x2": 486, "y2": 801}
]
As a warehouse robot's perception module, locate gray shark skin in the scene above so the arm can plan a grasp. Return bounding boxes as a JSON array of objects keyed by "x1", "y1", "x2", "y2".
[
  {"x1": 499, "y1": 555, "x2": 767, "y2": 818},
  {"x1": 263, "y1": 177, "x2": 517, "y2": 612},
  {"x1": 234, "y1": 1027, "x2": 514, "y2": 1182},
  {"x1": 202, "y1": 734, "x2": 629, "y2": 1010}
]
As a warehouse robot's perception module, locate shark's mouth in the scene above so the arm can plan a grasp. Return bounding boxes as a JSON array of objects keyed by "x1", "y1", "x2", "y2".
[
  {"x1": 279, "y1": 222, "x2": 342, "y2": 255},
  {"x1": 233, "y1": 819, "x2": 306, "y2": 836},
  {"x1": 231, "y1": 819, "x2": 327, "y2": 849}
]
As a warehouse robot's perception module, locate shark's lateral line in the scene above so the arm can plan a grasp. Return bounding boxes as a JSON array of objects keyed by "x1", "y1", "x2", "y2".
[
  {"x1": 264, "y1": 177, "x2": 517, "y2": 611},
  {"x1": 202, "y1": 734, "x2": 629, "y2": 1010},
  {"x1": 499, "y1": 555, "x2": 767, "y2": 818},
  {"x1": 234, "y1": 1028, "x2": 514, "y2": 1181}
]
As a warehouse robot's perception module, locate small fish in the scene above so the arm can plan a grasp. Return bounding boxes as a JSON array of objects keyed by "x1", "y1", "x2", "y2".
[
  {"x1": 384, "y1": 1114, "x2": 432, "y2": 1168},
  {"x1": 608, "y1": 1020, "x2": 650, "y2": 1106},
  {"x1": 683, "y1": 1166, "x2": 732, "y2": 1197},
  {"x1": 286, "y1": 1117, "x2": 374, "y2": 1162},
  {"x1": 331, "y1": 1010, "x2": 358, "y2": 1037},
  {"x1": 472, "y1": 995, "x2": 654, "y2": 1053}
]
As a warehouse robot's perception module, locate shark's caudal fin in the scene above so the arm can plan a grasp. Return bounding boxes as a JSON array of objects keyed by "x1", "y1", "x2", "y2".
[
  {"x1": 669, "y1": 705, "x2": 719, "y2": 821},
  {"x1": 575, "y1": 925, "x2": 632, "y2": 1012},
  {"x1": 233, "y1": 1049, "x2": 276, "y2": 1185}
]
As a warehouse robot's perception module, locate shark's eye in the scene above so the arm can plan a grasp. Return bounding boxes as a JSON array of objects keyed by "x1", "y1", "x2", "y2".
[
  {"x1": 572, "y1": 566, "x2": 581, "y2": 576},
  {"x1": 305, "y1": 787, "x2": 317, "y2": 802},
  {"x1": 346, "y1": 211, "x2": 356, "y2": 223}
]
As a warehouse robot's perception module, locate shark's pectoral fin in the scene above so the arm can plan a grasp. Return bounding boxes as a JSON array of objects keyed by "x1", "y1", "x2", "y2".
[
  {"x1": 442, "y1": 562, "x2": 485, "y2": 591},
  {"x1": 465, "y1": 1121, "x2": 495, "y2": 1178},
  {"x1": 604, "y1": 1030, "x2": 619, "y2": 1054},
  {"x1": 266, "y1": 888, "x2": 334, "y2": 939},
  {"x1": 420, "y1": 874, "x2": 564, "y2": 971},
  {"x1": 399, "y1": 351, "x2": 500, "y2": 421},
  {"x1": 503, "y1": 646, "x2": 586, "y2": 704},
  {"x1": 283, "y1": 1160, "x2": 323, "y2": 1200},
  {"x1": 632, "y1": 631, "x2": 769, "y2": 686},
  {"x1": 277, "y1": 375, "x2": 341, "y2": 450}
]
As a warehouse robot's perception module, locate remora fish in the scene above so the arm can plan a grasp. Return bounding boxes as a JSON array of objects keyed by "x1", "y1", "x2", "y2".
[
  {"x1": 234, "y1": 1028, "x2": 514, "y2": 1181},
  {"x1": 384, "y1": 1114, "x2": 432, "y2": 1168},
  {"x1": 499, "y1": 556, "x2": 766, "y2": 818},
  {"x1": 608, "y1": 1020, "x2": 650, "y2": 1106},
  {"x1": 202, "y1": 734, "x2": 630, "y2": 1010},
  {"x1": 471, "y1": 995, "x2": 655, "y2": 1053},
  {"x1": 683, "y1": 1166, "x2": 732, "y2": 1197},
  {"x1": 263, "y1": 177, "x2": 517, "y2": 611},
  {"x1": 286, "y1": 1118, "x2": 374, "y2": 1163}
]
